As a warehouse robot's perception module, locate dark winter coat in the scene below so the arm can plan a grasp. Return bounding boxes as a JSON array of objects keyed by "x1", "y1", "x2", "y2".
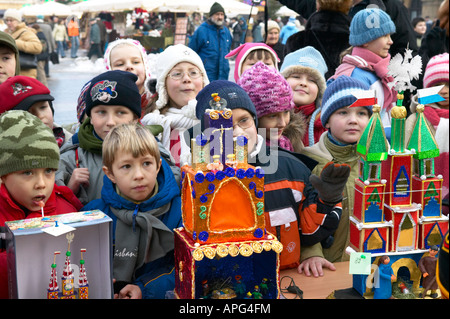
[{"x1": 285, "y1": 10, "x2": 351, "y2": 80}]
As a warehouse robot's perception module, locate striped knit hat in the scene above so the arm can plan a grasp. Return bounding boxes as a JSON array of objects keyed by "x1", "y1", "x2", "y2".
[
  {"x1": 0, "y1": 110, "x2": 59, "y2": 177},
  {"x1": 423, "y1": 53, "x2": 449, "y2": 88},
  {"x1": 238, "y1": 61, "x2": 294, "y2": 119},
  {"x1": 321, "y1": 75, "x2": 371, "y2": 125}
]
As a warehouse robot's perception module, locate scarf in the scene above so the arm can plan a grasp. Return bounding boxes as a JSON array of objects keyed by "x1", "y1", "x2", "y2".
[
  {"x1": 78, "y1": 117, "x2": 103, "y2": 155},
  {"x1": 332, "y1": 46, "x2": 396, "y2": 111},
  {"x1": 424, "y1": 106, "x2": 449, "y2": 127},
  {"x1": 265, "y1": 135, "x2": 294, "y2": 152},
  {"x1": 295, "y1": 102, "x2": 325, "y2": 147},
  {"x1": 110, "y1": 203, "x2": 174, "y2": 282}
]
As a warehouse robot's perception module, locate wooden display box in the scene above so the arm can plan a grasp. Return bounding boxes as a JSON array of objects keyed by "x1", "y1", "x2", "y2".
[
  {"x1": 174, "y1": 228, "x2": 281, "y2": 299},
  {"x1": 5, "y1": 210, "x2": 113, "y2": 299}
]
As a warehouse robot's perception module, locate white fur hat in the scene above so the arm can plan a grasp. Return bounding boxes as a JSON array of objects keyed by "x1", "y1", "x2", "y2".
[
  {"x1": 3, "y1": 9, "x2": 22, "y2": 22},
  {"x1": 103, "y1": 38, "x2": 151, "y2": 94},
  {"x1": 154, "y1": 44, "x2": 209, "y2": 109}
]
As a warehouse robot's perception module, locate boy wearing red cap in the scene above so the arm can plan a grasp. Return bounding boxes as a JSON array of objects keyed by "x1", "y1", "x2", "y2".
[{"x1": 0, "y1": 76, "x2": 72, "y2": 148}]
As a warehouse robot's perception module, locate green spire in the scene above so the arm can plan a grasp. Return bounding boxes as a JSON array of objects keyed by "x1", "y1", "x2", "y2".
[
  {"x1": 357, "y1": 105, "x2": 389, "y2": 162},
  {"x1": 407, "y1": 105, "x2": 440, "y2": 159}
]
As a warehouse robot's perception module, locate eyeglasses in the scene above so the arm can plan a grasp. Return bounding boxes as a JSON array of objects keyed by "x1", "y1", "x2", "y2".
[
  {"x1": 233, "y1": 116, "x2": 255, "y2": 130},
  {"x1": 167, "y1": 69, "x2": 202, "y2": 81}
]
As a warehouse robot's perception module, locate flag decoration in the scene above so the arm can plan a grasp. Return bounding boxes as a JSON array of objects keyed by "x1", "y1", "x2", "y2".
[{"x1": 417, "y1": 85, "x2": 445, "y2": 105}]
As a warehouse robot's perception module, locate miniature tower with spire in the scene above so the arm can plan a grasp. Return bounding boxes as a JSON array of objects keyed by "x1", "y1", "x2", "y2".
[
  {"x1": 47, "y1": 251, "x2": 60, "y2": 299},
  {"x1": 350, "y1": 102, "x2": 392, "y2": 254},
  {"x1": 60, "y1": 232, "x2": 76, "y2": 299},
  {"x1": 78, "y1": 248, "x2": 89, "y2": 299},
  {"x1": 407, "y1": 90, "x2": 448, "y2": 249}
]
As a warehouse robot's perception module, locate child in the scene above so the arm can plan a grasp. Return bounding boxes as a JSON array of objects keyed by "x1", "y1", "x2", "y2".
[
  {"x1": 104, "y1": 39, "x2": 153, "y2": 117},
  {"x1": 330, "y1": 8, "x2": 397, "y2": 131},
  {"x1": 56, "y1": 70, "x2": 141, "y2": 205},
  {"x1": 237, "y1": 61, "x2": 299, "y2": 152},
  {"x1": 194, "y1": 80, "x2": 350, "y2": 270},
  {"x1": 83, "y1": 123, "x2": 182, "y2": 299},
  {"x1": 280, "y1": 46, "x2": 328, "y2": 148},
  {"x1": 225, "y1": 42, "x2": 280, "y2": 82},
  {"x1": 406, "y1": 53, "x2": 449, "y2": 199},
  {"x1": 0, "y1": 110, "x2": 83, "y2": 298},
  {"x1": 299, "y1": 75, "x2": 372, "y2": 277},
  {"x1": 141, "y1": 44, "x2": 209, "y2": 167},
  {"x1": 0, "y1": 75, "x2": 73, "y2": 148},
  {"x1": 0, "y1": 31, "x2": 20, "y2": 84}
]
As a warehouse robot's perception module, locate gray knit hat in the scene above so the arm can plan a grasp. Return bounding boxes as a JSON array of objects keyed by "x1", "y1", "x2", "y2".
[{"x1": 0, "y1": 110, "x2": 59, "y2": 177}]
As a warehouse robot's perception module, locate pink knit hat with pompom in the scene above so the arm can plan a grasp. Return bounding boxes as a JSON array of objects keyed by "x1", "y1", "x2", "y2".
[
  {"x1": 237, "y1": 61, "x2": 294, "y2": 118},
  {"x1": 225, "y1": 42, "x2": 280, "y2": 82}
]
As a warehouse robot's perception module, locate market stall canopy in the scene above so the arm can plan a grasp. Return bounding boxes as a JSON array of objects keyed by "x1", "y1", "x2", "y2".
[
  {"x1": 71, "y1": 0, "x2": 252, "y2": 15},
  {"x1": 275, "y1": 6, "x2": 299, "y2": 17},
  {"x1": 155, "y1": 0, "x2": 253, "y2": 15},
  {"x1": 21, "y1": 0, "x2": 73, "y2": 17},
  {"x1": 70, "y1": 0, "x2": 157, "y2": 13}
]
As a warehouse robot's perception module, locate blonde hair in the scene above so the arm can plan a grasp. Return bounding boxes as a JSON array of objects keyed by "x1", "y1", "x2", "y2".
[{"x1": 102, "y1": 123, "x2": 161, "y2": 172}]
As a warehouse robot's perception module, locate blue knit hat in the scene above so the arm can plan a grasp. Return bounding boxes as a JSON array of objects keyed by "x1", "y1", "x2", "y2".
[
  {"x1": 280, "y1": 46, "x2": 328, "y2": 105},
  {"x1": 349, "y1": 8, "x2": 396, "y2": 46},
  {"x1": 321, "y1": 76, "x2": 371, "y2": 125},
  {"x1": 196, "y1": 80, "x2": 258, "y2": 128},
  {"x1": 85, "y1": 70, "x2": 141, "y2": 118}
]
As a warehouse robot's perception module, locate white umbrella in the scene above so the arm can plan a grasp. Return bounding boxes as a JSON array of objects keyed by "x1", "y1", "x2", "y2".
[{"x1": 21, "y1": 1, "x2": 73, "y2": 17}]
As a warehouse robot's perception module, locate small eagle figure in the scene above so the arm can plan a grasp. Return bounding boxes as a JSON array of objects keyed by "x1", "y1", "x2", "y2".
[{"x1": 387, "y1": 47, "x2": 422, "y2": 92}]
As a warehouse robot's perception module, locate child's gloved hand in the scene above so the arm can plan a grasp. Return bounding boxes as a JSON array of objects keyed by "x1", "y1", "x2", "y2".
[{"x1": 309, "y1": 162, "x2": 351, "y2": 206}]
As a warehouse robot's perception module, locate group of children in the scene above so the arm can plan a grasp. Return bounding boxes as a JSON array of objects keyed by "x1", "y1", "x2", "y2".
[{"x1": 0, "y1": 6, "x2": 448, "y2": 299}]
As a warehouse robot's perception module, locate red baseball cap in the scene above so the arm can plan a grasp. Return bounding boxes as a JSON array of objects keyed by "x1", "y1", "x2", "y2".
[{"x1": 0, "y1": 76, "x2": 54, "y2": 114}]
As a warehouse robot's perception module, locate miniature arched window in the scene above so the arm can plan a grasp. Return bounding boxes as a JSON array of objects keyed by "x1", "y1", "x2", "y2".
[
  {"x1": 364, "y1": 229, "x2": 386, "y2": 253},
  {"x1": 397, "y1": 213, "x2": 416, "y2": 251},
  {"x1": 394, "y1": 166, "x2": 410, "y2": 197},
  {"x1": 208, "y1": 178, "x2": 256, "y2": 231},
  {"x1": 425, "y1": 222, "x2": 444, "y2": 248}
]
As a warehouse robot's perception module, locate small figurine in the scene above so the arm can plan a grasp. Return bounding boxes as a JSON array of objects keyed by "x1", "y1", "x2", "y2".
[
  {"x1": 260, "y1": 278, "x2": 269, "y2": 296},
  {"x1": 206, "y1": 155, "x2": 223, "y2": 172},
  {"x1": 418, "y1": 245, "x2": 439, "y2": 298},
  {"x1": 201, "y1": 280, "x2": 210, "y2": 298},
  {"x1": 373, "y1": 255, "x2": 396, "y2": 299},
  {"x1": 234, "y1": 275, "x2": 246, "y2": 298},
  {"x1": 225, "y1": 154, "x2": 238, "y2": 169},
  {"x1": 252, "y1": 285, "x2": 263, "y2": 299},
  {"x1": 244, "y1": 291, "x2": 253, "y2": 299}
]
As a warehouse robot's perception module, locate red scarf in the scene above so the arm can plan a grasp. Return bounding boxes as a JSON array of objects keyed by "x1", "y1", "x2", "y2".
[
  {"x1": 294, "y1": 103, "x2": 326, "y2": 146},
  {"x1": 424, "y1": 106, "x2": 449, "y2": 127}
]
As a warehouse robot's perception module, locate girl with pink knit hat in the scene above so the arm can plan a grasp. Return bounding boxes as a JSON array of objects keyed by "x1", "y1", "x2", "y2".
[
  {"x1": 225, "y1": 42, "x2": 280, "y2": 82},
  {"x1": 406, "y1": 52, "x2": 449, "y2": 200},
  {"x1": 237, "y1": 61, "x2": 301, "y2": 152}
]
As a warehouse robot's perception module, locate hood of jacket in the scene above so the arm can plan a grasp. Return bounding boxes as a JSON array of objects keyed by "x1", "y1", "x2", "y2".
[{"x1": 99, "y1": 158, "x2": 180, "y2": 212}]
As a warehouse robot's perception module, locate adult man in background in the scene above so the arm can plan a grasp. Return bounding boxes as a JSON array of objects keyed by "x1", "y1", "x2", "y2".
[{"x1": 188, "y1": 2, "x2": 232, "y2": 81}]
